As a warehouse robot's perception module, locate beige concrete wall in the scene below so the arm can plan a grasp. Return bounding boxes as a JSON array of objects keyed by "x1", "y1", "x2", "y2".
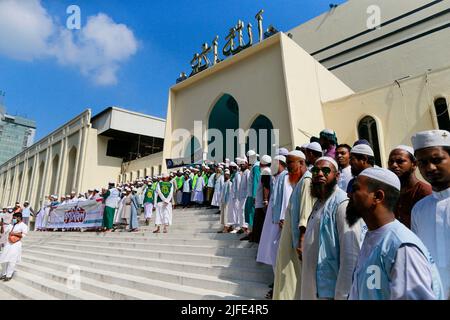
[
  {"x1": 0, "y1": 110, "x2": 92, "y2": 209},
  {"x1": 80, "y1": 132, "x2": 122, "y2": 191},
  {"x1": 289, "y1": 0, "x2": 450, "y2": 91},
  {"x1": 323, "y1": 65, "x2": 450, "y2": 167},
  {"x1": 279, "y1": 34, "x2": 353, "y2": 147},
  {"x1": 121, "y1": 151, "x2": 163, "y2": 182}
]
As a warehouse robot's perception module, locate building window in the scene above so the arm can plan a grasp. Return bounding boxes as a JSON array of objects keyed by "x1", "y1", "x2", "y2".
[
  {"x1": 434, "y1": 98, "x2": 450, "y2": 131},
  {"x1": 357, "y1": 116, "x2": 382, "y2": 167}
]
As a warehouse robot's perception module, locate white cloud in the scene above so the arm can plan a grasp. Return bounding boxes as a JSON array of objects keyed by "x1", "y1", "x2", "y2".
[{"x1": 0, "y1": 0, "x2": 138, "y2": 86}]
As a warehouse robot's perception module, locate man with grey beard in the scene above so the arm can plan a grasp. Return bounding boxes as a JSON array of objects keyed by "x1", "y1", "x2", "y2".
[{"x1": 301, "y1": 157, "x2": 365, "y2": 300}]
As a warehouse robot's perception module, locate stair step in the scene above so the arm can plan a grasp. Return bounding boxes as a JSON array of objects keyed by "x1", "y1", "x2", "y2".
[
  {"x1": 0, "y1": 277, "x2": 56, "y2": 300},
  {"x1": 12, "y1": 269, "x2": 107, "y2": 300},
  {"x1": 17, "y1": 261, "x2": 167, "y2": 300},
  {"x1": 23, "y1": 249, "x2": 272, "y2": 283}
]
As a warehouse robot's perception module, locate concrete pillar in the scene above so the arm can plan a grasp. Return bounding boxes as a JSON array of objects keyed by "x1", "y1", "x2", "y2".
[
  {"x1": 28, "y1": 155, "x2": 38, "y2": 208},
  {"x1": 57, "y1": 135, "x2": 69, "y2": 197}
]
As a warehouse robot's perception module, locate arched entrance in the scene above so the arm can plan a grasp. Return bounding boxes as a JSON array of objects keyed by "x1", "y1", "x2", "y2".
[
  {"x1": 208, "y1": 94, "x2": 239, "y2": 161},
  {"x1": 358, "y1": 116, "x2": 382, "y2": 167},
  {"x1": 247, "y1": 115, "x2": 275, "y2": 156},
  {"x1": 65, "y1": 147, "x2": 77, "y2": 194}
]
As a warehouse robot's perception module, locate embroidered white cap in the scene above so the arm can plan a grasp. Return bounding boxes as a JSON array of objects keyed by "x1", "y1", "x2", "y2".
[
  {"x1": 315, "y1": 156, "x2": 338, "y2": 171},
  {"x1": 260, "y1": 155, "x2": 272, "y2": 165},
  {"x1": 359, "y1": 167, "x2": 401, "y2": 191},
  {"x1": 351, "y1": 144, "x2": 374, "y2": 157},
  {"x1": 275, "y1": 148, "x2": 289, "y2": 156},
  {"x1": 287, "y1": 150, "x2": 306, "y2": 160},
  {"x1": 411, "y1": 130, "x2": 450, "y2": 151},
  {"x1": 393, "y1": 145, "x2": 415, "y2": 156},
  {"x1": 306, "y1": 142, "x2": 323, "y2": 153},
  {"x1": 274, "y1": 155, "x2": 286, "y2": 163}
]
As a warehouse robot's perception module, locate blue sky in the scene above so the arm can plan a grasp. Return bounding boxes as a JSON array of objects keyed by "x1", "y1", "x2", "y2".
[{"x1": 0, "y1": 0, "x2": 346, "y2": 140}]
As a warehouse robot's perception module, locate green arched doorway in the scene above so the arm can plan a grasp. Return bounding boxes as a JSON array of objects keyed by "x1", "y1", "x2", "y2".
[
  {"x1": 208, "y1": 94, "x2": 239, "y2": 161},
  {"x1": 246, "y1": 115, "x2": 275, "y2": 156}
]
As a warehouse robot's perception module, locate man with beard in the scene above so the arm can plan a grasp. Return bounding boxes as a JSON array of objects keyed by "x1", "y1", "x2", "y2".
[
  {"x1": 347, "y1": 144, "x2": 375, "y2": 193},
  {"x1": 348, "y1": 167, "x2": 443, "y2": 300},
  {"x1": 273, "y1": 150, "x2": 310, "y2": 300},
  {"x1": 301, "y1": 157, "x2": 364, "y2": 300},
  {"x1": 388, "y1": 145, "x2": 431, "y2": 229},
  {"x1": 336, "y1": 144, "x2": 353, "y2": 192},
  {"x1": 411, "y1": 130, "x2": 450, "y2": 299}
]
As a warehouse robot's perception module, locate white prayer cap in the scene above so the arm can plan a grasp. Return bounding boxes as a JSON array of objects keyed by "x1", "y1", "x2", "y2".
[
  {"x1": 301, "y1": 143, "x2": 309, "y2": 149},
  {"x1": 224, "y1": 169, "x2": 231, "y2": 175},
  {"x1": 261, "y1": 167, "x2": 272, "y2": 176},
  {"x1": 247, "y1": 150, "x2": 257, "y2": 157},
  {"x1": 287, "y1": 150, "x2": 306, "y2": 160},
  {"x1": 359, "y1": 167, "x2": 401, "y2": 191},
  {"x1": 205, "y1": 166, "x2": 210, "y2": 169},
  {"x1": 351, "y1": 144, "x2": 374, "y2": 157},
  {"x1": 162, "y1": 173, "x2": 169, "y2": 178},
  {"x1": 217, "y1": 167, "x2": 223, "y2": 171},
  {"x1": 315, "y1": 156, "x2": 338, "y2": 171},
  {"x1": 87, "y1": 188, "x2": 93, "y2": 192},
  {"x1": 274, "y1": 155, "x2": 286, "y2": 163},
  {"x1": 275, "y1": 148, "x2": 289, "y2": 156},
  {"x1": 393, "y1": 145, "x2": 415, "y2": 157},
  {"x1": 66, "y1": 194, "x2": 71, "y2": 198},
  {"x1": 71, "y1": 191, "x2": 76, "y2": 194},
  {"x1": 260, "y1": 155, "x2": 272, "y2": 165},
  {"x1": 24, "y1": 200, "x2": 30, "y2": 203},
  {"x1": 411, "y1": 130, "x2": 450, "y2": 151},
  {"x1": 306, "y1": 142, "x2": 323, "y2": 153},
  {"x1": 94, "y1": 187, "x2": 100, "y2": 192},
  {"x1": 230, "y1": 161, "x2": 238, "y2": 167}
]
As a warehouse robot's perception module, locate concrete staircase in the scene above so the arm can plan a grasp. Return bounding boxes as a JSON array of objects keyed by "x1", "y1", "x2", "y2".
[{"x1": 0, "y1": 208, "x2": 273, "y2": 300}]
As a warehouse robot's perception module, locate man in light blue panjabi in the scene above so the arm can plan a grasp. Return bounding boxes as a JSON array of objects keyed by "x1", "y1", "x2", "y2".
[
  {"x1": 300, "y1": 157, "x2": 365, "y2": 300},
  {"x1": 348, "y1": 167, "x2": 443, "y2": 300}
]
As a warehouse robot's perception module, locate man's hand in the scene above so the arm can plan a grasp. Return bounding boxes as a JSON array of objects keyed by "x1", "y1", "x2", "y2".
[
  {"x1": 296, "y1": 246, "x2": 303, "y2": 260},
  {"x1": 278, "y1": 219, "x2": 284, "y2": 229}
]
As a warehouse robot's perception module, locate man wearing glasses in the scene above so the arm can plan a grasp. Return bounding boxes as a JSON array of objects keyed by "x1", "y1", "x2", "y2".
[{"x1": 300, "y1": 157, "x2": 365, "y2": 300}]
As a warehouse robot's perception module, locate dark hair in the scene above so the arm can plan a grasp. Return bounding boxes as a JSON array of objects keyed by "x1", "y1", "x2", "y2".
[
  {"x1": 295, "y1": 146, "x2": 302, "y2": 151},
  {"x1": 309, "y1": 149, "x2": 323, "y2": 158},
  {"x1": 366, "y1": 178, "x2": 400, "y2": 211},
  {"x1": 353, "y1": 153, "x2": 375, "y2": 166},
  {"x1": 310, "y1": 136, "x2": 320, "y2": 144},
  {"x1": 13, "y1": 212, "x2": 22, "y2": 219},
  {"x1": 337, "y1": 144, "x2": 352, "y2": 153},
  {"x1": 443, "y1": 146, "x2": 450, "y2": 156}
]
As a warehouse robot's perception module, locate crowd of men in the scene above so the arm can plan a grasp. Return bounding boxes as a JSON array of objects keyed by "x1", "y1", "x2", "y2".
[
  {"x1": 0, "y1": 128, "x2": 449, "y2": 300},
  {"x1": 163, "y1": 128, "x2": 448, "y2": 301}
]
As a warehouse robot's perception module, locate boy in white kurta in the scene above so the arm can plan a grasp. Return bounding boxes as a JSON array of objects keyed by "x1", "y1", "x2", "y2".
[{"x1": 0, "y1": 213, "x2": 28, "y2": 281}]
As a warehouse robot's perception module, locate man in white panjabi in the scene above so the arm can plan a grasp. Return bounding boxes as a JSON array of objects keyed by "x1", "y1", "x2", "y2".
[
  {"x1": 411, "y1": 130, "x2": 450, "y2": 299},
  {"x1": 211, "y1": 167, "x2": 225, "y2": 208},
  {"x1": 257, "y1": 154, "x2": 287, "y2": 268},
  {"x1": 154, "y1": 173, "x2": 174, "y2": 234},
  {"x1": 301, "y1": 157, "x2": 364, "y2": 300},
  {"x1": 219, "y1": 170, "x2": 233, "y2": 233},
  {"x1": 0, "y1": 212, "x2": 28, "y2": 281},
  {"x1": 192, "y1": 170, "x2": 205, "y2": 205},
  {"x1": 229, "y1": 161, "x2": 241, "y2": 233},
  {"x1": 237, "y1": 159, "x2": 250, "y2": 234}
]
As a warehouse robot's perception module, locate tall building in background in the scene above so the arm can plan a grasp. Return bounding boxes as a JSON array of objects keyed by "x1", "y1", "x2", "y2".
[{"x1": 0, "y1": 92, "x2": 36, "y2": 165}]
